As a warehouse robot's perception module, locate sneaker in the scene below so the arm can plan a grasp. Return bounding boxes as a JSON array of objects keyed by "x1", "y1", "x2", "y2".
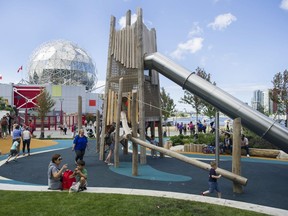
[
  {"x1": 108, "y1": 163, "x2": 114, "y2": 166},
  {"x1": 5, "y1": 161, "x2": 9, "y2": 164},
  {"x1": 201, "y1": 192, "x2": 205, "y2": 196},
  {"x1": 247, "y1": 154, "x2": 250, "y2": 157},
  {"x1": 23, "y1": 153, "x2": 26, "y2": 156}
]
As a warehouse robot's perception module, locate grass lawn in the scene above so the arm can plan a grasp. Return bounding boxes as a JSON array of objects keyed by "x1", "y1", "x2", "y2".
[{"x1": 0, "y1": 191, "x2": 266, "y2": 216}]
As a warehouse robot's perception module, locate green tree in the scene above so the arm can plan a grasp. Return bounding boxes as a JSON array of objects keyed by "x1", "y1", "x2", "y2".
[
  {"x1": 160, "y1": 87, "x2": 176, "y2": 121},
  {"x1": 36, "y1": 89, "x2": 56, "y2": 138},
  {"x1": 180, "y1": 67, "x2": 216, "y2": 123},
  {"x1": 270, "y1": 70, "x2": 288, "y2": 127}
]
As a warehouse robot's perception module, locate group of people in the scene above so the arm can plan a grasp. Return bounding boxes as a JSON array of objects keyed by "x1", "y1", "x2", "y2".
[
  {"x1": 48, "y1": 154, "x2": 88, "y2": 191},
  {"x1": 5, "y1": 123, "x2": 33, "y2": 163},
  {"x1": 48, "y1": 128, "x2": 89, "y2": 191},
  {"x1": 47, "y1": 123, "x2": 110, "y2": 191},
  {"x1": 221, "y1": 133, "x2": 250, "y2": 157},
  {"x1": 0, "y1": 113, "x2": 14, "y2": 138},
  {"x1": 176, "y1": 120, "x2": 211, "y2": 135}
]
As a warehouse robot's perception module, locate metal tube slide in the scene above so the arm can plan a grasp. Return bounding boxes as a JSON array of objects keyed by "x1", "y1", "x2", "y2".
[{"x1": 144, "y1": 52, "x2": 288, "y2": 153}]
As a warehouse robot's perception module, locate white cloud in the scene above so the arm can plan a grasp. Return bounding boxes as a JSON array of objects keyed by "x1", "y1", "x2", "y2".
[
  {"x1": 188, "y1": 22, "x2": 203, "y2": 37},
  {"x1": 208, "y1": 13, "x2": 237, "y2": 30},
  {"x1": 118, "y1": 13, "x2": 137, "y2": 29},
  {"x1": 280, "y1": 0, "x2": 288, "y2": 10},
  {"x1": 170, "y1": 37, "x2": 204, "y2": 59}
]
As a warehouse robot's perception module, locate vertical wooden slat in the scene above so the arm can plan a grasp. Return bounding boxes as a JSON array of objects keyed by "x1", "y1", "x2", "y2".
[
  {"x1": 113, "y1": 91, "x2": 117, "y2": 123},
  {"x1": 107, "y1": 89, "x2": 111, "y2": 125},
  {"x1": 132, "y1": 91, "x2": 138, "y2": 176},
  {"x1": 127, "y1": 92, "x2": 131, "y2": 123},
  {"x1": 114, "y1": 78, "x2": 123, "y2": 168}
]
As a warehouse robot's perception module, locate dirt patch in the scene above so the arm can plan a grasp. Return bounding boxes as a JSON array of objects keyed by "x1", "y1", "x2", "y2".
[{"x1": 0, "y1": 137, "x2": 57, "y2": 155}]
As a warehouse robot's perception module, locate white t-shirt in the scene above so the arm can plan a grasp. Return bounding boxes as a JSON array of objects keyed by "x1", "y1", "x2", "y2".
[{"x1": 22, "y1": 130, "x2": 31, "y2": 140}]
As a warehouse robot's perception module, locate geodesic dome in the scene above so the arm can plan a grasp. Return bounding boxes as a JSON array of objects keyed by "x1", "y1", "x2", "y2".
[{"x1": 27, "y1": 40, "x2": 97, "y2": 90}]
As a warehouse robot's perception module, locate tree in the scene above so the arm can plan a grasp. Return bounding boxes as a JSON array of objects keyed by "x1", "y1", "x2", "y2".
[
  {"x1": 180, "y1": 67, "x2": 216, "y2": 122},
  {"x1": 36, "y1": 89, "x2": 56, "y2": 138},
  {"x1": 160, "y1": 87, "x2": 176, "y2": 121},
  {"x1": 270, "y1": 70, "x2": 288, "y2": 127}
]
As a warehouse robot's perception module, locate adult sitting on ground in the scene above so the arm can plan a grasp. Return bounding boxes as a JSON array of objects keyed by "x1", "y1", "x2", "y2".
[
  {"x1": 241, "y1": 134, "x2": 250, "y2": 157},
  {"x1": 48, "y1": 154, "x2": 68, "y2": 190}
]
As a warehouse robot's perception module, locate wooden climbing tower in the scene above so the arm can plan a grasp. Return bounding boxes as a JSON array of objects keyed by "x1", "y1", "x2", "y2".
[{"x1": 100, "y1": 8, "x2": 163, "y2": 164}]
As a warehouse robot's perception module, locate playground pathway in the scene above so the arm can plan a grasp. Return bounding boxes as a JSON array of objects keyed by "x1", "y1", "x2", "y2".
[{"x1": 0, "y1": 137, "x2": 288, "y2": 216}]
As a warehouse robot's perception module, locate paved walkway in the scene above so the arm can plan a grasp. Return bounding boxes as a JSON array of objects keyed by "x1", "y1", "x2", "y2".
[{"x1": 0, "y1": 135, "x2": 288, "y2": 216}]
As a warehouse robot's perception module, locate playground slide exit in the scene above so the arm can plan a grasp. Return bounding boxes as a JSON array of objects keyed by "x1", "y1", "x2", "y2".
[{"x1": 144, "y1": 52, "x2": 288, "y2": 153}]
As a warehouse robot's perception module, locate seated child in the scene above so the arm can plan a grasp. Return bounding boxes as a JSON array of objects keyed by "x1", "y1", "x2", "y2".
[
  {"x1": 5, "y1": 137, "x2": 21, "y2": 163},
  {"x1": 70, "y1": 160, "x2": 88, "y2": 191}
]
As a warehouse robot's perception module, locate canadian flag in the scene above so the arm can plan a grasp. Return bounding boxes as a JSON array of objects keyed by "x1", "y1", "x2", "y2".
[
  {"x1": 0, "y1": 74, "x2": 2, "y2": 80},
  {"x1": 17, "y1": 65, "x2": 23, "y2": 73}
]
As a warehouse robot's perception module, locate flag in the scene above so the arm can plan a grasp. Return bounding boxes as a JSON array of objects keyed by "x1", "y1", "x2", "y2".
[
  {"x1": 0, "y1": 74, "x2": 2, "y2": 80},
  {"x1": 17, "y1": 65, "x2": 23, "y2": 73}
]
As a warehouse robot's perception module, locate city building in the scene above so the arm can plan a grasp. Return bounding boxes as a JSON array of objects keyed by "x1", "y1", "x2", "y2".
[{"x1": 0, "y1": 40, "x2": 103, "y2": 126}]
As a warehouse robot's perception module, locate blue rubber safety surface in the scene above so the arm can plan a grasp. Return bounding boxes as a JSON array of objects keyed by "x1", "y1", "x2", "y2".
[{"x1": 0, "y1": 139, "x2": 288, "y2": 211}]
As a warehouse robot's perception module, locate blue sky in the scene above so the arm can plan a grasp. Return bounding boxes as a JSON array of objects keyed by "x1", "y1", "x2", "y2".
[{"x1": 0, "y1": 0, "x2": 288, "y2": 112}]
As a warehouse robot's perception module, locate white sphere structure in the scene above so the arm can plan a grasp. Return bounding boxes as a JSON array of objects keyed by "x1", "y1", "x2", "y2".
[{"x1": 27, "y1": 40, "x2": 97, "y2": 90}]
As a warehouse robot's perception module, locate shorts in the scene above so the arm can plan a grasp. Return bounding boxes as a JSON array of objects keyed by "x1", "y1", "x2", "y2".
[
  {"x1": 208, "y1": 181, "x2": 220, "y2": 193},
  {"x1": 10, "y1": 149, "x2": 18, "y2": 156}
]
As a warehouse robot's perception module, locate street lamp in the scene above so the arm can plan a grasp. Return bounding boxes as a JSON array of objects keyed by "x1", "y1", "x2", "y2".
[{"x1": 59, "y1": 98, "x2": 64, "y2": 125}]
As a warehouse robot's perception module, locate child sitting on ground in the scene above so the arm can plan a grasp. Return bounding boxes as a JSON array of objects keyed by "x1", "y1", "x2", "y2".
[
  {"x1": 70, "y1": 160, "x2": 88, "y2": 191},
  {"x1": 5, "y1": 137, "x2": 21, "y2": 163}
]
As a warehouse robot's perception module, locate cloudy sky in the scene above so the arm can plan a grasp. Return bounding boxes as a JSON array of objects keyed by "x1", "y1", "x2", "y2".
[{"x1": 0, "y1": 0, "x2": 288, "y2": 112}]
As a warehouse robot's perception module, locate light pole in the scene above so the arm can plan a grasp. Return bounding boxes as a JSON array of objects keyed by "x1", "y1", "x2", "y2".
[{"x1": 59, "y1": 98, "x2": 64, "y2": 125}]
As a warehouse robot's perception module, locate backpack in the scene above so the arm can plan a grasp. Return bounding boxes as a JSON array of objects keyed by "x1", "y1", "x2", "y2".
[
  {"x1": 104, "y1": 132, "x2": 112, "y2": 146},
  {"x1": 1, "y1": 119, "x2": 7, "y2": 126},
  {"x1": 62, "y1": 170, "x2": 76, "y2": 190}
]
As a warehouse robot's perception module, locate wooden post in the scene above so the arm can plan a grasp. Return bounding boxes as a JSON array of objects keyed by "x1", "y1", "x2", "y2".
[
  {"x1": 100, "y1": 15, "x2": 116, "y2": 161},
  {"x1": 132, "y1": 91, "x2": 138, "y2": 176},
  {"x1": 136, "y1": 8, "x2": 146, "y2": 165},
  {"x1": 114, "y1": 78, "x2": 123, "y2": 168},
  {"x1": 77, "y1": 96, "x2": 82, "y2": 131},
  {"x1": 232, "y1": 117, "x2": 243, "y2": 193},
  {"x1": 96, "y1": 109, "x2": 100, "y2": 153},
  {"x1": 158, "y1": 118, "x2": 164, "y2": 157},
  {"x1": 215, "y1": 110, "x2": 220, "y2": 166}
]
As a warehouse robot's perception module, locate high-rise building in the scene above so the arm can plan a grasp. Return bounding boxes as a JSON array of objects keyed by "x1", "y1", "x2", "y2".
[
  {"x1": 263, "y1": 89, "x2": 273, "y2": 114},
  {"x1": 251, "y1": 90, "x2": 264, "y2": 111}
]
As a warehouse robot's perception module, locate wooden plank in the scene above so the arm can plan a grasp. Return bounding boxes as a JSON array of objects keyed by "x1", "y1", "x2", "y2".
[
  {"x1": 131, "y1": 91, "x2": 138, "y2": 176},
  {"x1": 114, "y1": 78, "x2": 123, "y2": 167},
  {"x1": 127, "y1": 92, "x2": 131, "y2": 123}
]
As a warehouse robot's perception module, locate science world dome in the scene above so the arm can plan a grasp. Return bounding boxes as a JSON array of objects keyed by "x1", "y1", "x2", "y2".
[{"x1": 27, "y1": 40, "x2": 97, "y2": 90}]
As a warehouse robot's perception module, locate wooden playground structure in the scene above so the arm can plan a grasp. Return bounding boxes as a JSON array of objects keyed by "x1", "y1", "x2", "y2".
[{"x1": 99, "y1": 8, "x2": 248, "y2": 191}]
